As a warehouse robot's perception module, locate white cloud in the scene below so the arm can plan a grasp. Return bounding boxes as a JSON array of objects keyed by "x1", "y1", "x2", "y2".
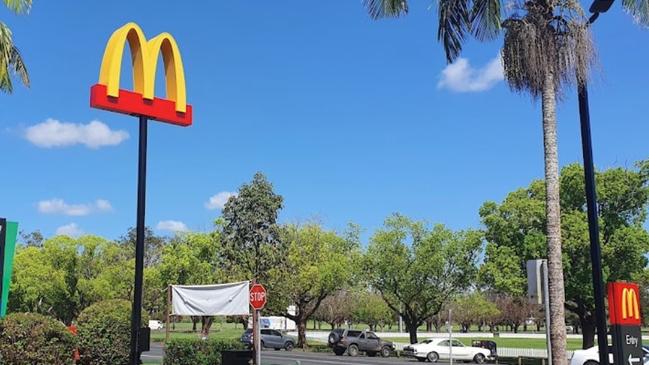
[
  {"x1": 205, "y1": 191, "x2": 237, "y2": 210},
  {"x1": 56, "y1": 223, "x2": 83, "y2": 237},
  {"x1": 156, "y1": 220, "x2": 189, "y2": 233},
  {"x1": 25, "y1": 119, "x2": 129, "y2": 149},
  {"x1": 437, "y1": 56, "x2": 504, "y2": 92},
  {"x1": 37, "y1": 198, "x2": 113, "y2": 216}
]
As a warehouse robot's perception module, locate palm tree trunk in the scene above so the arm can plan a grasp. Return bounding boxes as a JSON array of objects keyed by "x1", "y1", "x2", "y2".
[{"x1": 541, "y1": 72, "x2": 568, "y2": 365}]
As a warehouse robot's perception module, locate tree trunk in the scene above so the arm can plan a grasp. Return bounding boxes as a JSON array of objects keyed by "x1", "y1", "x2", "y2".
[
  {"x1": 426, "y1": 319, "x2": 433, "y2": 332},
  {"x1": 191, "y1": 316, "x2": 199, "y2": 332},
  {"x1": 201, "y1": 316, "x2": 214, "y2": 337},
  {"x1": 542, "y1": 71, "x2": 568, "y2": 365},
  {"x1": 405, "y1": 317, "x2": 418, "y2": 344},
  {"x1": 297, "y1": 319, "x2": 308, "y2": 348},
  {"x1": 580, "y1": 314, "x2": 596, "y2": 349}
]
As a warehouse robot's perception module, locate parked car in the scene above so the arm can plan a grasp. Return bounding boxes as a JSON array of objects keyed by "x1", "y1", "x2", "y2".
[
  {"x1": 327, "y1": 329, "x2": 394, "y2": 357},
  {"x1": 570, "y1": 346, "x2": 649, "y2": 365},
  {"x1": 403, "y1": 338, "x2": 493, "y2": 363},
  {"x1": 148, "y1": 320, "x2": 163, "y2": 330},
  {"x1": 240, "y1": 329, "x2": 295, "y2": 351}
]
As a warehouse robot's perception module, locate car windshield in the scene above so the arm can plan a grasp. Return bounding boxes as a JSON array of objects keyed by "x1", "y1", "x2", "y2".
[{"x1": 421, "y1": 340, "x2": 433, "y2": 344}]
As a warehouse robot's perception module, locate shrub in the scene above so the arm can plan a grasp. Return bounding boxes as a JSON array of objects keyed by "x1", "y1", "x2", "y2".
[
  {"x1": 77, "y1": 299, "x2": 148, "y2": 365},
  {"x1": 0, "y1": 312, "x2": 76, "y2": 365},
  {"x1": 164, "y1": 338, "x2": 246, "y2": 365}
]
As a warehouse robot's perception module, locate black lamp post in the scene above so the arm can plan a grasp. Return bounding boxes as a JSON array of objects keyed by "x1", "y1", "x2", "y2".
[{"x1": 578, "y1": 2, "x2": 613, "y2": 364}]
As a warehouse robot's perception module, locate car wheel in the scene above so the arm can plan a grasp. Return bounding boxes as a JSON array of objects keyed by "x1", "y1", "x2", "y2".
[
  {"x1": 584, "y1": 361, "x2": 599, "y2": 365},
  {"x1": 474, "y1": 353, "x2": 486, "y2": 364},
  {"x1": 348, "y1": 344, "x2": 360, "y2": 357},
  {"x1": 284, "y1": 342, "x2": 294, "y2": 351},
  {"x1": 260, "y1": 341, "x2": 265, "y2": 349},
  {"x1": 427, "y1": 351, "x2": 439, "y2": 363},
  {"x1": 381, "y1": 346, "x2": 391, "y2": 358},
  {"x1": 333, "y1": 348, "x2": 345, "y2": 356}
]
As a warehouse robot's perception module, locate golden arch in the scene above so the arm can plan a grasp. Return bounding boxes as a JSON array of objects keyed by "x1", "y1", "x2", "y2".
[
  {"x1": 621, "y1": 288, "x2": 640, "y2": 320},
  {"x1": 98, "y1": 22, "x2": 187, "y2": 113}
]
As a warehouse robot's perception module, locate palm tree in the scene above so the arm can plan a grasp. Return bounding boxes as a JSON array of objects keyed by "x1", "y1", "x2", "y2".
[
  {"x1": 0, "y1": 0, "x2": 31, "y2": 93},
  {"x1": 363, "y1": 0, "x2": 647, "y2": 364}
]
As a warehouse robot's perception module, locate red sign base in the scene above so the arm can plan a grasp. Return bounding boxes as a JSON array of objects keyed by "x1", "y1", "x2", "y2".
[{"x1": 90, "y1": 84, "x2": 192, "y2": 127}]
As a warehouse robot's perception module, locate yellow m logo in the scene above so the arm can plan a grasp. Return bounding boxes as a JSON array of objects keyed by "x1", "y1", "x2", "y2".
[
  {"x1": 98, "y1": 22, "x2": 187, "y2": 113},
  {"x1": 622, "y1": 287, "x2": 640, "y2": 320}
]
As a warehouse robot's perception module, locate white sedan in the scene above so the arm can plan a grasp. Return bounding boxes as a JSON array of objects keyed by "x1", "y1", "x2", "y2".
[
  {"x1": 403, "y1": 338, "x2": 493, "y2": 363},
  {"x1": 570, "y1": 346, "x2": 649, "y2": 365}
]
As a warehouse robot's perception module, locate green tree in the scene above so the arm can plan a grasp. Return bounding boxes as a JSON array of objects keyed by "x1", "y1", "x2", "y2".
[
  {"x1": 221, "y1": 172, "x2": 284, "y2": 283},
  {"x1": 363, "y1": 1, "x2": 648, "y2": 363},
  {"x1": 479, "y1": 161, "x2": 649, "y2": 348},
  {"x1": 117, "y1": 226, "x2": 167, "y2": 268},
  {"x1": 267, "y1": 223, "x2": 358, "y2": 348},
  {"x1": 365, "y1": 214, "x2": 481, "y2": 344},
  {"x1": 157, "y1": 232, "x2": 222, "y2": 335},
  {"x1": 352, "y1": 291, "x2": 394, "y2": 331},
  {"x1": 451, "y1": 292, "x2": 500, "y2": 332},
  {"x1": 8, "y1": 235, "x2": 133, "y2": 324},
  {"x1": 0, "y1": 0, "x2": 30, "y2": 93}
]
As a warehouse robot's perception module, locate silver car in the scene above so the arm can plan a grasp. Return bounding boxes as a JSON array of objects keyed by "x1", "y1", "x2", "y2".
[{"x1": 240, "y1": 329, "x2": 295, "y2": 351}]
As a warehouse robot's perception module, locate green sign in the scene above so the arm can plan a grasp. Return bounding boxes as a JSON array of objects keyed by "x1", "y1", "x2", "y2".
[{"x1": 0, "y1": 218, "x2": 18, "y2": 317}]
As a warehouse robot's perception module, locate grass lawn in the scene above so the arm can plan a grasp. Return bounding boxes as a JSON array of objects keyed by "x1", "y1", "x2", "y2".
[
  {"x1": 389, "y1": 337, "x2": 584, "y2": 350},
  {"x1": 151, "y1": 321, "x2": 245, "y2": 343}
]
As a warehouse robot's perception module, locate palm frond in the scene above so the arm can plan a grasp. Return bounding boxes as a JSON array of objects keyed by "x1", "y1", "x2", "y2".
[
  {"x1": 2, "y1": 0, "x2": 31, "y2": 14},
  {"x1": 10, "y1": 45, "x2": 28, "y2": 87},
  {"x1": 471, "y1": 0, "x2": 502, "y2": 40},
  {"x1": 501, "y1": 9, "x2": 594, "y2": 98},
  {"x1": 437, "y1": 0, "x2": 471, "y2": 62},
  {"x1": 0, "y1": 22, "x2": 28, "y2": 92},
  {"x1": 622, "y1": 0, "x2": 649, "y2": 26},
  {"x1": 363, "y1": 0, "x2": 409, "y2": 19}
]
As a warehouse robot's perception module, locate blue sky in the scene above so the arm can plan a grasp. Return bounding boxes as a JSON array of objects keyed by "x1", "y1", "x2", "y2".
[{"x1": 1, "y1": 1, "x2": 647, "y2": 242}]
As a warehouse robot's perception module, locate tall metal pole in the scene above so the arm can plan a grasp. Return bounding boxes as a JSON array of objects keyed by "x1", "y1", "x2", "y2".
[
  {"x1": 578, "y1": 83, "x2": 609, "y2": 365},
  {"x1": 542, "y1": 260, "x2": 552, "y2": 365},
  {"x1": 449, "y1": 309, "x2": 453, "y2": 365},
  {"x1": 130, "y1": 116, "x2": 148, "y2": 365}
]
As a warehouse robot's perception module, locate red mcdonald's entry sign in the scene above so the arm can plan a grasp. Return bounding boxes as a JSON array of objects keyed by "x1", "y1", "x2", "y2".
[{"x1": 608, "y1": 282, "x2": 641, "y2": 326}]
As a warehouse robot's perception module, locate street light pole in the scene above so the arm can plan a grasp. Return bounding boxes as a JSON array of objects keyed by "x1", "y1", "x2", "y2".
[
  {"x1": 578, "y1": 4, "x2": 613, "y2": 363},
  {"x1": 578, "y1": 82, "x2": 608, "y2": 365}
]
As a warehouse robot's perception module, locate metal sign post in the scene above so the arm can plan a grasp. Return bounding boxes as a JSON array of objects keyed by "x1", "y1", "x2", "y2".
[
  {"x1": 90, "y1": 22, "x2": 193, "y2": 365},
  {"x1": 250, "y1": 283, "x2": 267, "y2": 365},
  {"x1": 448, "y1": 309, "x2": 453, "y2": 365},
  {"x1": 542, "y1": 260, "x2": 553, "y2": 365}
]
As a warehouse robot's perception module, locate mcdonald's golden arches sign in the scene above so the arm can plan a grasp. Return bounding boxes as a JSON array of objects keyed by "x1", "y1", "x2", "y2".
[
  {"x1": 90, "y1": 22, "x2": 192, "y2": 126},
  {"x1": 608, "y1": 282, "x2": 642, "y2": 326}
]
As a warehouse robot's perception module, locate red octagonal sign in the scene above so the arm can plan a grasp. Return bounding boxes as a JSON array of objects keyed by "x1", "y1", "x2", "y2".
[{"x1": 250, "y1": 284, "x2": 267, "y2": 310}]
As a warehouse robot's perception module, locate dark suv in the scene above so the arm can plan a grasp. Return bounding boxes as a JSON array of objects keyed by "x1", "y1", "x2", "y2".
[
  {"x1": 240, "y1": 329, "x2": 295, "y2": 351},
  {"x1": 328, "y1": 329, "x2": 394, "y2": 357}
]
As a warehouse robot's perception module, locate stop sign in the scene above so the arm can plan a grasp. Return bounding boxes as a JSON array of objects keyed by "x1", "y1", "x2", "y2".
[{"x1": 249, "y1": 283, "x2": 267, "y2": 310}]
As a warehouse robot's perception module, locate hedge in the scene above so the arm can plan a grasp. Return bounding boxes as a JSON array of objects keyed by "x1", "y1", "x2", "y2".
[
  {"x1": 164, "y1": 338, "x2": 246, "y2": 365},
  {"x1": 77, "y1": 299, "x2": 148, "y2": 365},
  {"x1": 0, "y1": 312, "x2": 76, "y2": 365}
]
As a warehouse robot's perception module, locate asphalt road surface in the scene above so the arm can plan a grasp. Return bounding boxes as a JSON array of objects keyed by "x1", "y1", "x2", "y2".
[
  {"x1": 146, "y1": 343, "x2": 455, "y2": 365},
  {"x1": 261, "y1": 351, "x2": 448, "y2": 365}
]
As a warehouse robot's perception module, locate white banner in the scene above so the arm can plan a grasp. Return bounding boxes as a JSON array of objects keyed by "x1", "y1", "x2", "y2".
[{"x1": 171, "y1": 281, "x2": 250, "y2": 316}]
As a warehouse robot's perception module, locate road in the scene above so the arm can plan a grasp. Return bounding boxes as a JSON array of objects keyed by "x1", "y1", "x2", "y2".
[
  {"x1": 145, "y1": 343, "x2": 453, "y2": 364},
  {"x1": 262, "y1": 351, "x2": 441, "y2": 365}
]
